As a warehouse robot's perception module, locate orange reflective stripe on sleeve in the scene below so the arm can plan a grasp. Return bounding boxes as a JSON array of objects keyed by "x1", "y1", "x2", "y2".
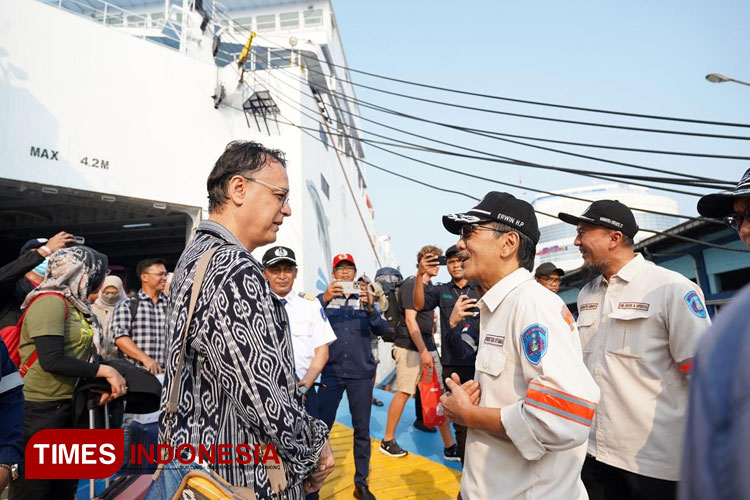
[{"x1": 525, "y1": 382, "x2": 597, "y2": 427}]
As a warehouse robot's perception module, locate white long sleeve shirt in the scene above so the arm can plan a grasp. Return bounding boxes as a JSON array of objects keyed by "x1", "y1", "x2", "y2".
[
  {"x1": 462, "y1": 268, "x2": 600, "y2": 500},
  {"x1": 577, "y1": 254, "x2": 710, "y2": 481}
]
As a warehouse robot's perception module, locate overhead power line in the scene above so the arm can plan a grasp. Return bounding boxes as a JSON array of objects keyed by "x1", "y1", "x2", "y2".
[
  {"x1": 266, "y1": 102, "x2": 750, "y2": 253},
  {"x1": 216, "y1": 31, "x2": 736, "y2": 187},
  {"x1": 245, "y1": 64, "x2": 715, "y2": 196},
  {"x1": 247, "y1": 70, "x2": 720, "y2": 226},
  {"x1": 246, "y1": 31, "x2": 750, "y2": 131}
]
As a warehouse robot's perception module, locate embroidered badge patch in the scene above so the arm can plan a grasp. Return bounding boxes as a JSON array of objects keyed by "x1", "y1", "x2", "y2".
[
  {"x1": 521, "y1": 324, "x2": 548, "y2": 365},
  {"x1": 320, "y1": 308, "x2": 328, "y2": 322},
  {"x1": 561, "y1": 306, "x2": 576, "y2": 332},
  {"x1": 684, "y1": 291, "x2": 707, "y2": 318}
]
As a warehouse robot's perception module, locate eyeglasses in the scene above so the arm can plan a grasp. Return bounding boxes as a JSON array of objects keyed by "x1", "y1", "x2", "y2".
[
  {"x1": 334, "y1": 265, "x2": 356, "y2": 272},
  {"x1": 266, "y1": 266, "x2": 297, "y2": 275},
  {"x1": 459, "y1": 224, "x2": 510, "y2": 240},
  {"x1": 144, "y1": 272, "x2": 168, "y2": 278},
  {"x1": 724, "y1": 210, "x2": 750, "y2": 233},
  {"x1": 241, "y1": 175, "x2": 290, "y2": 206}
]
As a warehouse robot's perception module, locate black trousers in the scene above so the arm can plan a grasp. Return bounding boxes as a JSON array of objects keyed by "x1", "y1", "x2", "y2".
[
  {"x1": 9, "y1": 400, "x2": 79, "y2": 500},
  {"x1": 582, "y1": 455, "x2": 677, "y2": 500},
  {"x1": 443, "y1": 364, "x2": 475, "y2": 463}
]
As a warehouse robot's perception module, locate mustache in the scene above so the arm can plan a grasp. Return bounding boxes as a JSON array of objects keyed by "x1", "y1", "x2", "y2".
[{"x1": 456, "y1": 251, "x2": 470, "y2": 262}]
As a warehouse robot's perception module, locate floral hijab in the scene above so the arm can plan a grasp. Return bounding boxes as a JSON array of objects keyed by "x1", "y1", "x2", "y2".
[{"x1": 23, "y1": 246, "x2": 108, "y2": 320}]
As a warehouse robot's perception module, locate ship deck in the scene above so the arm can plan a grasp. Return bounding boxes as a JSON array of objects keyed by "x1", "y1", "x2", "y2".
[{"x1": 76, "y1": 388, "x2": 462, "y2": 499}]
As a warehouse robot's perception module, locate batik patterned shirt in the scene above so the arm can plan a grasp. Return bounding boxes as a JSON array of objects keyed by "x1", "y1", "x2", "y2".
[{"x1": 158, "y1": 221, "x2": 328, "y2": 499}]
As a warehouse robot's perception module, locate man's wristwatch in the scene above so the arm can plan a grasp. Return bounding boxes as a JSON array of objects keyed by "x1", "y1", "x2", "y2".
[
  {"x1": 0, "y1": 463, "x2": 18, "y2": 481},
  {"x1": 299, "y1": 385, "x2": 309, "y2": 395}
]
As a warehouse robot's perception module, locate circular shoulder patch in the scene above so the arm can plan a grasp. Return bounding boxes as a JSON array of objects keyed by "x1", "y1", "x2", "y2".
[
  {"x1": 522, "y1": 324, "x2": 548, "y2": 365},
  {"x1": 684, "y1": 290, "x2": 707, "y2": 318}
]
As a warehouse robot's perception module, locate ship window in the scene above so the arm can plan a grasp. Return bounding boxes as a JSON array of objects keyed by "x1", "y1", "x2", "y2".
[
  {"x1": 234, "y1": 16, "x2": 253, "y2": 29},
  {"x1": 320, "y1": 174, "x2": 330, "y2": 200},
  {"x1": 105, "y1": 12, "x2": 124, "y2": 26},
  {"x1": 319, "y1": 124, "x2": 328, "y2": 150},
  {"x1": 280, "y1": 12, "x2": 299, "y2": 29},
  {"x1": 253, "y1": 46, "x2": 268, "y2": 70},
  {"x1": 303, "y1": 8, "x2": 323, "y2": 26},
  {"x1": 270, "y1": 49, "x2": 291, "y2": 68},
  {"x1": 256, "y1": 14, "x2": 276, "y2": 32},
  {"x1": 150, "y1": 11, "x2": 165, "y2": 28},
  {"x1": 126, "y1": 14, "x2": 147, "y2": 28}
]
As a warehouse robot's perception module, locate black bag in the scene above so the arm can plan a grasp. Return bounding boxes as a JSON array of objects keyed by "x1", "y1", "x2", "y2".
[{"x1": 374, "y1": 267, "x2": 405, "y2": 343}]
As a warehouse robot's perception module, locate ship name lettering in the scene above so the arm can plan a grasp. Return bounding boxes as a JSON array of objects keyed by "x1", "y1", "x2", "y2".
[{"x1": 29, "y1": 146, "x2": 59, "y2": 161}]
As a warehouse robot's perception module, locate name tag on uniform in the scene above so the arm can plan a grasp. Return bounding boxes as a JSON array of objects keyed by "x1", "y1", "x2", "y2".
[
  {"x1": 580, "y1": 303, "x2": 598, "y2": 311},
  {"x1": 484, "y1": 334, "x2": 505, "y2": 347},
  {"x1": 618, "y1": 302, "x2": 650, "y2": 311}
]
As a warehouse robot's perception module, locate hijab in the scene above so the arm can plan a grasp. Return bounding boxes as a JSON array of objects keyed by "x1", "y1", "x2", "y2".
[
  {"x1": 23, "y1": 246, "x2": 108, "y2": 320},
  {"x1": 92, "y1": 275, "x2": 125, "y2": 325}
]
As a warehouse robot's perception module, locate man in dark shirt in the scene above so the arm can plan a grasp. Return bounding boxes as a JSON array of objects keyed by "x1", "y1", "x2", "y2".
[
  {"x1": 317, "y1": 254, "x2": 388, "y2": 500},
  {"x1": 413, "y1": 245, "x2": 479, "y2": 463},
  {"x1": 381, "y1": 245, "x2": 457, "y2": 461}
]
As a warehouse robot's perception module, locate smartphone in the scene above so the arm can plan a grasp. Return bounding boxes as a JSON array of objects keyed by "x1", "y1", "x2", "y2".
[
  {"x1": 339, "y1": 281, "x2": 360, "y2": 295},
  {"x1": 436, "y1": 255, "x2": 447, "y2": 266}
]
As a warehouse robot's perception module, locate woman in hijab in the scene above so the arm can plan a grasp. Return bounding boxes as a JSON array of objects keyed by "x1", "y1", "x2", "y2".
[
  {"x1": 9, "y1": 246, "x2": 127, "y2": 500},
  {"x1": 91, "y1": 275, "x2": 125, "y2": 359}
]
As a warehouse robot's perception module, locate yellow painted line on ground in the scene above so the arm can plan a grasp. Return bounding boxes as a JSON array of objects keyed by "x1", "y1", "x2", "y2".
[{"x1": 319, "y1": 423, "x2": 462, "y2": 500}]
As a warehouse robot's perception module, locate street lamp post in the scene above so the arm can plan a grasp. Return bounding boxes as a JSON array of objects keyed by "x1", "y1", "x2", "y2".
[{"x1": 705, "y1": 73, "x2": 750, "y2": 87}]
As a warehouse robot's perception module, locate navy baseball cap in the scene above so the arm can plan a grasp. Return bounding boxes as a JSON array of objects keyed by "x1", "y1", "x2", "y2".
[
  {"x1": 697, "y1": 168, "x2": 750, "y2": 218},
  {"x1": 558, "y1": 200, "x2": 639, "y2": 239},
  {"x1": 262, "y1": 246, "x2": 297, "y2": 267},
  {"x1": 535, "y1": 262, "x2": 565, "y2": 278},
  {"x1": 445, "y1": 245, "x2": 460, "y2": 258},
  {"x1": 442, "y1": 192, "x2": 541, "y2": 243},
  {"x1": 20, "y1": 238, "x2": 48, "y2": 255}
]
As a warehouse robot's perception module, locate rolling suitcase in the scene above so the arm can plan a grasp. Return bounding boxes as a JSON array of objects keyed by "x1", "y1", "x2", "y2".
[
  {"x1": 126, "y1": 420, "x2": 160, "y2": 475},
  {"x1": 93, "y1": 474, "x2": 152, "y2": 500}
]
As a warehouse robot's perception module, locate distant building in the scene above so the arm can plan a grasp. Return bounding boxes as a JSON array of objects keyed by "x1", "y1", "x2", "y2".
[{"x1": 532, "y1": 184, "x2": 679, "y2": 271}]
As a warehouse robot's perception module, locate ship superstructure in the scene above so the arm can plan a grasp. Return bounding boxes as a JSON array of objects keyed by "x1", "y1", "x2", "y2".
[{"x1": 0, "y1": 0, "x2": 396, "y2": 295}]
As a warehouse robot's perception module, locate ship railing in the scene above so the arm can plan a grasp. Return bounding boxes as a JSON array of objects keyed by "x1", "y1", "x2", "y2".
[{"x1": 40, "y1": 0, "x2": 182, "y2": 49}]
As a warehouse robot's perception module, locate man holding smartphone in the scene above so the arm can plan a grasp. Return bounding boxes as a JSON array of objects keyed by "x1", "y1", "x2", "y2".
[
  {"x1": 317, "y1": 254, "x2": 388, "y2": 500},
  {"x1": 413, "y1": 244, "x2": 480, "y2": 463},
  {"x1": 381, "y1": 245, "x2": 457, "y2": 461}
]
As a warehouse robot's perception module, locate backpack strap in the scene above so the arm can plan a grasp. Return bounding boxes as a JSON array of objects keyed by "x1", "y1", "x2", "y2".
[
  {"x1": 128, "y1": 296, "x2": 140, "y2": 330},
  {"x1": 18, "y1": 292, "x2": 69, "y2": 377}
]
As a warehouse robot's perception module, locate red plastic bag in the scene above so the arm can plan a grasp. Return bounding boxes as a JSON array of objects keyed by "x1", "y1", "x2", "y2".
[{"x1": 418, "y1": 366, "x2": 446, "y2": 428}]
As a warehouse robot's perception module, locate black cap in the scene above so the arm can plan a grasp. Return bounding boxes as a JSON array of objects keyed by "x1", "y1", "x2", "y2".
[
  {"x1": 558, "y1": 200, "x2": 639, "y2": 239},
  {"x1": 697, "y1": 168, "x2": 750, "y2": 218},
  {"x1": 20, "y1": 238, "x2": 48, "y2": 255},
  {"x1": 535, "y1": 262, "x2": 565, "y2": 278},
  {"x1": 445, "y1": 245, "x2": 460, "y2": 258},
  {"x1": 442, "y1": 192, "x2": 541, "y2": 243},
  {"x1": 262, "y1": 246, "x2": 297, "y2": 267}
]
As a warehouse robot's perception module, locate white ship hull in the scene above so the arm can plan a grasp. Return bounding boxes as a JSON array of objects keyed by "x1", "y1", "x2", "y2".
[{"x1": 0, "y1": 0, "x2": 397, "y2": 381}]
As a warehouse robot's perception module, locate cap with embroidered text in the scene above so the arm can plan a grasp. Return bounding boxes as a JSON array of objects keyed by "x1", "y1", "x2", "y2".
[
  {"x1": 332, "y1": 253, "x2": 356, "y2": 269},
  {"x1": 262, "y1": 246, "x2": 297, "y2": 267},
  {"x1": 442, "y1": 191, "x2": 540, "y2": 243},
  {"x1": 558, "y1": 200, "x2": 639, "y2": 239}
]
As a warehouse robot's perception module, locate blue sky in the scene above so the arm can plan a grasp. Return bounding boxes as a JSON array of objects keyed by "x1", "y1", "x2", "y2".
[{"x1": 332, "y1": 0, "x2": 750, "y2": 275}]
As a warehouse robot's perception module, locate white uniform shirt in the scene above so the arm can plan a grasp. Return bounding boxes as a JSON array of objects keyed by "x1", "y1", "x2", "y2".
[
  {"x1": 576, "y1": 253, "x2": 711, "y2": 481},
  {"x1": 278, "y1": 291, "x2": 337, "y2": 380},
  {"x1": 462, "y1": 268, "x2": 600, "y2": 500}
]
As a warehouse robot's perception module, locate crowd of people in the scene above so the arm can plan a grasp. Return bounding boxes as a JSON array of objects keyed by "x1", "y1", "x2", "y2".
[{"x1": 0, "y1": 140, "x2": 748, "y2": 500}]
